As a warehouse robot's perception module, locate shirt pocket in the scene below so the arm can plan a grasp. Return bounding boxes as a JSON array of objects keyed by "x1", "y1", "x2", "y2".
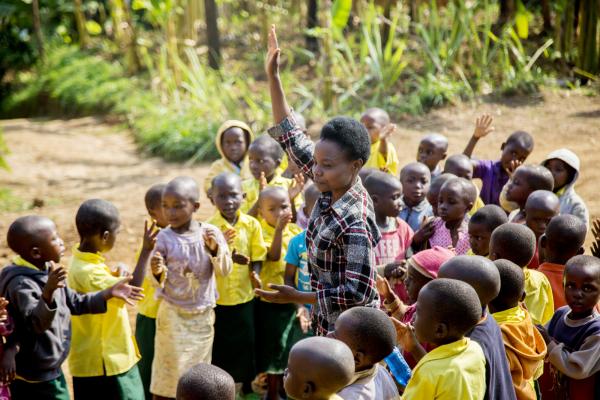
[{"x1": 309, "y1": 223, "x2": 340, "y2": 273}]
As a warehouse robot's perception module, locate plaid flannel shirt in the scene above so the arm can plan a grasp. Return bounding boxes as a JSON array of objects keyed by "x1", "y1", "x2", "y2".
[{"x1": 268, "y1": 114, "x2": 381, "y2": 335}]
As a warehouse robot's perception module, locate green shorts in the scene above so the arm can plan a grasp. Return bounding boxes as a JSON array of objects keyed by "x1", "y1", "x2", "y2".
[
  {"x1": 72, "y1": 365, "x2": 144, "y2": 400},
  {"x1": 11, "y1": 372, "x2": 69, "y2": 400}
]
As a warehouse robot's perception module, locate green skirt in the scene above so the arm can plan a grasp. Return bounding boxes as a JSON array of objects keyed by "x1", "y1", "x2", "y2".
[
  {"x1": 135, "y1": 313, "x2": 156, "y2": 400},
  {"x1": 11, "y1": 372, "x2": 70, "y2": 400},
  {"x1": 72, "y1": 365, "x2": 144, "y2": 400},
  {"x1": 255, "y1": 301, "x2": 297, "y2": 374},
  {"x1": 212, "y1": 300, "x2": 256, "y2": 385}
]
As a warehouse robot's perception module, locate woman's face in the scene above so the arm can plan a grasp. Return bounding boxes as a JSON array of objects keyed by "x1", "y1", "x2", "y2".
[{"x1": 312, "y1": 140, "x2": 361, "y2": 196}]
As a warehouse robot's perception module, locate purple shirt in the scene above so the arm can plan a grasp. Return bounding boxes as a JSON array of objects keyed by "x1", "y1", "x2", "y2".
[{"x1": 473, "y1": 160, "x2": 508, "y2": 206}]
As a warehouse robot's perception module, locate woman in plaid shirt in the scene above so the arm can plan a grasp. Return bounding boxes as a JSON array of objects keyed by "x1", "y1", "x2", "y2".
[{"x1": 256, "y1": 26, "x2": 380, "y2": 335}]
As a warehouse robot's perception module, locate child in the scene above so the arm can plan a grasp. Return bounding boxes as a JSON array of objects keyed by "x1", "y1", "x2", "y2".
[
  {"x1": 295, "y1": 183, "x2": 320, "y2": 230},
  {"x1": 538, "y1": 215, "x2": 587, "y2": 310},
  {"x1": 205, "y1": 120, "x2": 254, "y2": 194},
  {"x1": 542, "y1": 148, "x2": 589, "y2": 229},
  {"x1": 0, "y1": 215, "x2": 145, "y2": 399},
  {"x1": 255, "y1": 186, "x2": 302, "y2": 400},
  {"x1": 537, "y1": 255, "x2": 600, "y2": 400},
  {"x1": 241, "y1": 135, "x2": 303, "y2": 217},
  {"x1": 505, "y1": 165, "x2": 554, "y2": 224},
  {"x1": 422, "y1": 177, "x2": 476, "y2": 255},
  {"x1": 67, "y1": 199, "x2": 156, "y2": 400},
  {"x1": 360, "y1": 108, "x2": 399, "y2": 175},
  {"x1": 285, "y1": 184, "x2": 320, "y2": 336},
  {"x1": 396, "y1": 279, "x2": 486, "y2": 399},
  {"x1": 443, "y1": 153, "x2": 485, "y2": 215},
  {"x1": 464, "y1": 114, "x2": 534, "y2": 206},
  {"x1": 176, "y1": 363, "x2": 235, "y2": 400},
  {"x1": 136, "y1": 183, "x2": 168, "y2": 400},
  {"x1": 399, "y1": 162, "x2": 433, "y2": 232},
  {"x1": 257, "y1": 25, "x2": 381, "y2": 337},
  {"x1": 523, "y1": 190, "x2": 560, "y2": 269},
  {"x1": 438, "y1": 256, "x2": 517, "y2": 400},
  {"x1": 331, "y1": 307, "x2": 399, "y2": 399},
  {"x1": 426, "y1": 173, "x2": 455, "y2": 217},
  {"x1": 284, "y1": 337, "x2": 355, "y2": 400},
  {"x1": 150, "y1": 177, "x2": 232, "y2": 399},
  {"x1": 468, "y1": 205, "x2": 508, "y2": 257},
  {"x1": 207, "y1": 172, "x2": 267, "y2": 394},
  {"x1": 490, "y1": 259, "x2": 547, "y2": 400},
  {"x1": 417, "y1": 133, "x2": 448, "y2": 178},
  {"x1": 489, "y1": 223, "x2": 554, "y2": 325},
  {"x1": 364, "y1": 171, "x2": 414, "y2": 268}
]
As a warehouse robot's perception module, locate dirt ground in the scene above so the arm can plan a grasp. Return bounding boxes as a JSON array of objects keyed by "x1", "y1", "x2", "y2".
[{"x1": 0, "y1": 87, "x2": 598, "y2": 390}]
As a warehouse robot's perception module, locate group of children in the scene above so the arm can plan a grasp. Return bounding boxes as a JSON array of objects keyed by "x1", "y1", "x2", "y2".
[{"x1": 1, "y1": 26, "x2": 599, "y2": 400}]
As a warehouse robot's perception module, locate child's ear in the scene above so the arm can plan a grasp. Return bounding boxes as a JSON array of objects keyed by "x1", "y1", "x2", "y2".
[
  {"x1": 193, "y1": 201, "x2": 200, "y2": 211},
  {"x1": 352, "y1": 160, "x2": 363, "y2": 175},
  {"x1": 101, "y1": 231, "x2": 110, "y2": 242},
  {"x1": 500, "y1": 142, "x2": 506, "y2": 151},
  {"x1": 520, "y1": 291, "x2": 526, "y2": 302},
  {"x1": 372, "y1": 194, "x2": 380, "y2": 204},
  {"x1": 302, "y1": 381, "x2": 315, "y2": 397},
  {"x1": 434, "y1": 322, "x2": 448, "y2": 339},
  {"x1": 539, "y1": 234, "x2": 548, "y2": 250},
  {"x1": 441, "y1": 151, "x2": 447, "y2": 160},
  {"x1": 577, "y1": 246, "x2": 585, "y2": 255},
  {"x1": 353, "y1": 351, "x2": 366, "y2": 369},
  {"x1": 30, "y1": 246, "x2": 42, "y2": 260}
]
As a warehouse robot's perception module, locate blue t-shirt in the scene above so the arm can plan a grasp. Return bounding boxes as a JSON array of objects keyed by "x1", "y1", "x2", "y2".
[
  {"x1": 284, "y1": 231, "x2": 311, "y2": 295},
  {"x1": 467, "y1": 311, "x2": 516, "y2": 400}
]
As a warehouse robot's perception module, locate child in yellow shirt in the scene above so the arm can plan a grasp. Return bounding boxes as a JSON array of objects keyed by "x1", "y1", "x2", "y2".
[
  {"x1": 204, "y1": 120, "x2": 254, "y2": 195},
  {"x1": 135, "y1": 183, "x2": 169, "y2": 399},
  {"x1": 68, "y1": 199, "x2": 158, "y2": 400},
  {"x1": 207, "y1": 172, "x2": 267, "y2": 395},
  {"x1": 489, "y1": 223, "x2": 554, "y2": 325},
  {"x1": 241, "y1": 135, "x2": 303, "y2": 218},
  {"x1": 395, "y1": 279, "x2": 486, "y2": 400},
  {"x1": 360, "y1": 108, "x2": 399, "y2": 176},
  {"x1": 255, "y1": 186, "x2": 302, "y2": 400}
]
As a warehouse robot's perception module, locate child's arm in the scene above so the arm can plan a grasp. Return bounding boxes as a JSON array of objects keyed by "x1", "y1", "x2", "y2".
[
  {"x1": 284, "y1": 263, "x2": 297, "y2": 288},
  {"x1": 376, "y1": 275, "x2": 409, "y2": 321},
  {"x1": 247, "y1": 172, "x2": 267, "y2": 218},
  {"x1": 378, "y1": 124, "x2": 397, "y2": 162},
  {"x1": 130, "y1": 221, "x2": 159, "y2": 287},
  {"x1": 249, "y1": 261, "x2": 262, "y2": 289},
  {"x1": 391, "y1": 318, "x2": 427, "y2": 362},
  {"x1": 266, "y1": 26, "x2": 315, "y2": 179},
  {"x1": 463, "y1": 114, "x2": 494, "y2": 158},
  {"x1": 267, "y1": 211, "x2": 292, "y2": 261},
  {"x1": 204, "y1": 228, "x2": 232, "y2": 277},
  {"x1": 546, "y1": 334, "x2": 600, "y2": 379}
]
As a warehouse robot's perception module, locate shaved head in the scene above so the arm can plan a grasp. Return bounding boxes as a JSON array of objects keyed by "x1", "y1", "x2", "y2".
[
  {"x1": 7, "y1": 215, "x2": 55, "y2": 255},
  {"x1": 165, "y1": 176, "x2": 200, "y2": 203},
  {"x1": 211, "y1": 172, "x2": 242, "y2": 192},
  {"x1": 438, "y1": 255, "x2": 501, "y2": 306}
]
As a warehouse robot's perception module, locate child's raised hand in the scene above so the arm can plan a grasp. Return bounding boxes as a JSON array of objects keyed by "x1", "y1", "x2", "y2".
[
  {"x1": 224, "y1": 228, "x2": 237, "y2": 245},
  {"x1": 203, "y1": 230, "x2": 220, "y2": 256},
  {"x1": 151, "y1": 251, "x2": 166, "y2": 277},
  {"x1": 142, "y1": 220, "x2": 159, "y2": 252},
  {"x1": 265, "y1": 25, "x2": 281, "y2": 78},
  {"x1": 249, "y1": 270, "x2": 262, "y2": 290},
  {"x1": 505, "y1": 159, "x2": 522, "y2": 177},
  {"x1": 259, "y1": 171, "x2": 268, "y2": 191},
  {"x1": 288, "y1": 173, "x2": 305, "y2": 200},
  {"x1": 380, "y1": 123, "x2": 397, "y2": 141},
  {"x1": 376, "y1": 275, "x2": 395, "y2": 302},
  {"x1": 276, "y1": 210, "x2": 293, "y2": 230},
  {"x1": 473, "y1": 114, "x2": 494, "y2": 139},
  {"x1": 591, "y1": 218, "x2": 600, "y2": 257},
  {"x1": 296, "y1": 306, "x2": 311, "y2": 333},
  {"x1": 107, "y1": 276, "x2": 144, "y2": 306},
  {"x1": 42, "y1": 262, "x2": 67, "y2": 304},
  {"x1": 391, "y1": 318, "x2": 418, "y2": 353},
  {"x1": 232, "y1": 249, "x2": 250, "y2": 265}
]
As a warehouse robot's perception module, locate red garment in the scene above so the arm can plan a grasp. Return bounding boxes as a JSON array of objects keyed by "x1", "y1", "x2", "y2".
[
  {"x1": 527, "y1": 243, "x2": 540, "y2": 269},
  {"x1": 537, "y1": 262, "x2": 566, "y2": 310},
  {"x1": 373, "y1": 218, "x2": 413, "y2": 266}
]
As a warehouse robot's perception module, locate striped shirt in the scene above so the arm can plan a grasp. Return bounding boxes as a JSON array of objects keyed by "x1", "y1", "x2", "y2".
[{"x1": 268, "y1": 115, "x2": 380, "y2": 335}]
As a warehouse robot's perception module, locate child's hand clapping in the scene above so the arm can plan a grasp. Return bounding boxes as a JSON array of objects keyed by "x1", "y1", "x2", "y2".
[
  {"x1": 249, "y1": 270, "x2": 262, "y2": 290},
  {"x1": 42, "y1": 261, "x2": 67, "y2": 305},
  {"x1": 105, "y1": 276, "x2": 144, "y2": 306},
  {"x1": 380, "y1": 124, "x2": 397, "y2": 141},
  {"x1": 203, "y1": 230, "x2": 220, "y2": 256},
  {"x1": 276, "y1": 210, "x2": 293, "y2": 231},
  {"x1": 412, "y1": 217, "x2": 436, "y2": 246},
  {"x1": 142, "y1": 220, "x2": 159, "y2": 252},
  {"x1": 473, "y1": 114, "x2": 494, "y2": 139},
  {"x1": 231, "y1": 250, "x2": 250, "y2": 265},
  {"x1": 376, "y1": 275, "x2": 397, "y2": 303},
  {"x1": 288, "y1": 173, "x2": 305, "y2": 201},
  {"x1": 391, "y1": 318, "x2": 419, "y2": 353},
  {"x1": 296, "y1": 306, "x2": 311, "y2": 333},
  {"x1": 259, "y1": 172, "x2": 268, "y2": 192},
  {"x1": 224, "y1": 228, "x2": 237, "y2": 245},
  {"x1": 151, "y1": 252, "x2": 166, "y2": 277}
]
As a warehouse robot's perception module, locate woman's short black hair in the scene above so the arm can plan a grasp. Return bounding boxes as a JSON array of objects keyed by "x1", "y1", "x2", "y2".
[
  {"x1": 75, "y1": 199, "x2": 120, "y2": 239},
  {"x1": 321, "y1": 117, "x2": 371, "y2": 164}
]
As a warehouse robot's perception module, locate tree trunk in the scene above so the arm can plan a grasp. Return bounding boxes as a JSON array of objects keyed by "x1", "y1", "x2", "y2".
[
  {"x1": 32, "y1": 0, "x2": 44, "y2": 59},
  {"x1": 306, "y1": 0, "x2": 319, "y2": 52},
  {"x1": 577, "y1": 0, "x2": 599, "y2": 75},
  {"x1": 204, "y1": 0, "x2": 221, "y2": 70},
  {"x1": 73, "y1": 0, "x2": 89, "y2": 48}
]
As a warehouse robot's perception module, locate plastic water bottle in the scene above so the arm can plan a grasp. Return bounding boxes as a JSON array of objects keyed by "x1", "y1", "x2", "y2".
[{"x1": 384, "y1": 346, "x2": 412, "y2": 387}]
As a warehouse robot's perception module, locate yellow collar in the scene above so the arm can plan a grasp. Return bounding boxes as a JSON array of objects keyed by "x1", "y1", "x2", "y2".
[
  {"x1": 492, "y1": 304, "x2": 528, "y2": 325},
  {"x1": 211, "y1": 210, "x2": 241, "y2": 229},
  {"x1": 417, "y1": 338, "x2": 469, "y2": 364},
  {"x1": 13, "y1": 256, "x2": 41, "y2": 271},
  {"x1": 72, "y1": 246, "x2": 106, "y2": 264}
]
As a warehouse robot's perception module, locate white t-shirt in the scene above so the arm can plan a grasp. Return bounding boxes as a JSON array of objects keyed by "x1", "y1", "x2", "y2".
[{"x1": 338, "y1": 364, "x2": 400, "y2": 400}]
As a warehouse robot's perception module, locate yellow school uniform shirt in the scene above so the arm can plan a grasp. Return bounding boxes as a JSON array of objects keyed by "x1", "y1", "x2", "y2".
[
  {"x1": 68, "y1": 247, "x2": 140, "y2": 377},
  {"x1": 468, "y1": 196, "x2": 486, "y2": 217},
  {"x1": 241, "y1": 173, "x2": 302, "y2": 214},
  {"x1": 364, "y1": 140, "x2": 399, "y2": 176},
  {"x1": 205, "y1": 158, "x2": 252, "y2": 193},
  {"x1": 208, "y1": 211, "x2": 268, "y2": 305},
  {"x1": 259, "y1": 218, "x2": 302, "y2": 289},
  {"x1": 523, "y1": 267, "x2": 554, "y2": 325},
  {"x1": 402, "y1": 338, "x2": 486, "y2": 400}
]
